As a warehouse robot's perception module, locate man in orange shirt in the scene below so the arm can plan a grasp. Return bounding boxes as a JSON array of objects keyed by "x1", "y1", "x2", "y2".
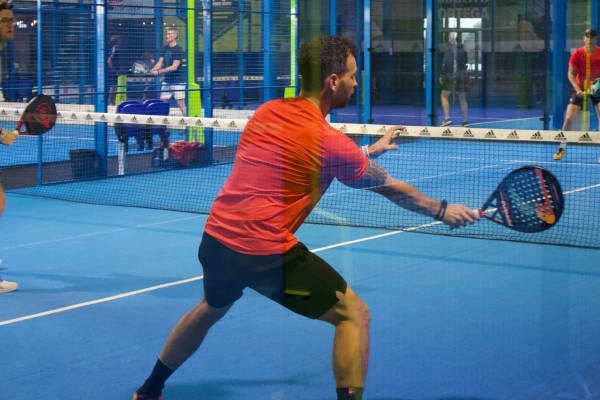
[
  {"x1": 554, "y1": 28, "x2": 600, "y2": 161},
  {"x1": 133, "y1": 36, "x2": 478, "y2": 400}
]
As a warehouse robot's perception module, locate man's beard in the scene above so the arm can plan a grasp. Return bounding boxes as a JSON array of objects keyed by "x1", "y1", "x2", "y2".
[{"x1": 332, "y1": 85, "x2": 354, "y2": 110}]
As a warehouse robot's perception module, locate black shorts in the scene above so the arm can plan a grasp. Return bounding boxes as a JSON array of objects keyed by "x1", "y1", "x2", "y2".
[
  {"x1": 198, "y1": 232, "x2": 347, "y2": 319},
  {"x1": 440, "y1": 74, "x2": 468, "y2": 92},
  {"x1": 569, "y1": 92, "x2": 600, "y2": 107}
]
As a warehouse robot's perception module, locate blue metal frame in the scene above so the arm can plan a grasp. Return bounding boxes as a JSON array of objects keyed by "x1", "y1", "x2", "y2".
[
  {"x1": 293, "y1": 0, "x2": 298, "y2": 96},
  {"x1": 263, "y1": 0, "x2": 272, "y2": 102},
  {"x1": 329, "y1": 0, "x2": 337, "y2": 36},
  {"x1": 94, "y1": 0, "x2": 107, "y2": 177},
  {"x1": 425, "y1": 0, "x2": 438, "y2": 126},
  {"x1": 79, "y1": 0, "x2": 85, "y2": 102},
  {"x1": 238, "y1": 1, "x2": 245, "y2": 107},
  {"x1": 202, "y1": 0, "x2": 213, "y2": 161},
  {"x1": 355, "y1": 0, "x2": 363, "y2": 122},
  {"x1": 543, "y1": 0, "x2": 552, "y2": 129},
  {"x1": 330, "y1": 0, "x2": 337, "y2": 122},
  {"x1": 552, "y1": 0, "x2": 567, "y2": 130},
  {"x1": 203, "y1": 0, "x2": 213, "y2": 118},
  {"x1": 37, "y1": 0, "x2": 43, "y2": 185},
  {"x1": 363, "y1": 0, "x2": 371, "y2": 124},
  {"x1": 52, "y1": 0, "x2": 57, "y2": 101},
  {"x1": 155, "y1": 0, "x2": 162, "y2": 94}
]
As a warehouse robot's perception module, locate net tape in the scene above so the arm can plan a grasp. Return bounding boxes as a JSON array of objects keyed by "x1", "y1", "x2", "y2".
[{"x1": 2, "y1": 108, "x2": 600, "y2": 143}]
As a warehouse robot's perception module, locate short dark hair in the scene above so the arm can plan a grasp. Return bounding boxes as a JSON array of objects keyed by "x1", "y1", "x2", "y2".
[
  {"x1": 0, "y1": 1, "x2": 13, "y2": 10},
  {"x1": 585, "y1": 28, "x2": 598, "y2": 38},
  {"x1": 298, "y1": 35, "x2": 358, "y2": 92}
]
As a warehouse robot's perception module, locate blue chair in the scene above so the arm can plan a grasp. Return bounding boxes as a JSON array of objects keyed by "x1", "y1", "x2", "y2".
[
  {"x1": 114, "y1": 101, "x2": 145, "y2": 151},
  {"x1": 143, "y1": 99, "x2": 170, "y2": 149},
  {"x1": 116, "y1": 100, "x2": 141, "y2": 112}
]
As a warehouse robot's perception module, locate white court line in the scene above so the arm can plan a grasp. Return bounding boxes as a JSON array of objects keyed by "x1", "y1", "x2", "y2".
[
  {"x1": 310, "y1": 220, "x2": 443, "y2": 252},
  {"x1": 564, "y1": 183, "x2": 600, "y2": 194},
  {"x1": 0, "y1": 218, "x2": 443, "y2": 327},
  {"x1": 2, "y1": 182, "x2": 599, "y2": 327},
  {"x1": 0, "y1": 276, "x2": 204, "y2": 326}
]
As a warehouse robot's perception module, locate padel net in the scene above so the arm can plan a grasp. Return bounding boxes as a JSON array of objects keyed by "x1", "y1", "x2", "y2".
[{"x1": 1, "y1": 107, "x2": 599, "y2": 249}]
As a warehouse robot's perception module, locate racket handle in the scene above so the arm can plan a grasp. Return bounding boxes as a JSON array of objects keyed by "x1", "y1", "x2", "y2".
[
  {"x1": 478, "y1": 208, "x2": 484, "y2": 218},
  {"x1": 16, "y1": 120, "x2": 23, "y2": 133}
]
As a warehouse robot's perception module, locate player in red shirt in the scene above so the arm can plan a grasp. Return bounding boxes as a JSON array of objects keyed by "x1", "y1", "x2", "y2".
[
  {"x1": 133, "y1": 36, "x2": 478, "y2": 400},
  {"x1": 554, "y1": 28, "x2": 600, "y2": 161}
]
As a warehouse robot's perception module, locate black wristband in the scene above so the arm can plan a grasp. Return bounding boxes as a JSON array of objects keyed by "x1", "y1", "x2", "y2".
[{"x1": 434, "y1": 200, "x2": 448, "y2": 221}]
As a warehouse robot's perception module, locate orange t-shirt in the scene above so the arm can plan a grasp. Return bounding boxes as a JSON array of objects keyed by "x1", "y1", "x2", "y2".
[
  {"x1": 204, "y1": 97, "x2": 369, "y2": 255},
  {"x1": 569, "y1": 46, "x2": 600, "y2": 88}
]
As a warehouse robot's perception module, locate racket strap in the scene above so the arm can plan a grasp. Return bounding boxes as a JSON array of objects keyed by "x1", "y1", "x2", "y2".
[{"x1": 434, "y1": 200, "x2": 448, "y2": 221}]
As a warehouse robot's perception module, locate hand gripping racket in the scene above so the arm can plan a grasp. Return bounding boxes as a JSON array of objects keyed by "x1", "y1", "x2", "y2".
[
  {"x1": 16, "y1": 94, "x2": 57, "y2": 135},
  {"x1": 479, "y1": 166, "x2": 564, "y2": 233}
]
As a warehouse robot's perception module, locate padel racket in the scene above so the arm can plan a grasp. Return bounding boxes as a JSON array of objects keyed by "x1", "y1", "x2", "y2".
[
  {"x1": 589, "y1": 77, "x2": 600, "y2": 96},
  {"x1": 479, "y1": 166, "x2": 564, "y2": 233},
  {"x1": 16, "y1": 94, "x2": 57, "y2": 135}
]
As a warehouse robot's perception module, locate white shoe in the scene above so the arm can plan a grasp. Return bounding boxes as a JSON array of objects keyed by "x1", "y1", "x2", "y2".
[{"x1": 0, "y1": 279, "x2": 18, "y2": 293}]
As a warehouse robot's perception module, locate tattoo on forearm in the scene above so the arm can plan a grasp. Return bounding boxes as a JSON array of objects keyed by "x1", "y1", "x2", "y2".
[{"x1": 346, "y1": 160, "x2": 388, "y2": 190}]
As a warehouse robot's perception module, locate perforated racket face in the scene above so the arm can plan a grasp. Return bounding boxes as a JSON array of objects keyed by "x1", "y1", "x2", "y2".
[
  {"x1": 481, "y1": 166, "x2": 564, "y2": 233},
  {"x1": 21, "y1": 94, "x2": 57, "y2": 135}
]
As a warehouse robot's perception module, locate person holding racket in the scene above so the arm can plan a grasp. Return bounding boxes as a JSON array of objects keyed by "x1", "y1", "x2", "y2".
[
  {"x1": 133, "y1": 35, "x2": 478, "y2": 400},
  {"x1": 0, "y1": 0, "x2": 18, "y2": 293},
  {"x1": 554, "y1": 28, "x2": 600, "y2": 161},
  {"x1": 149, "y1": 27, "x2": 186, "y2": 116}
]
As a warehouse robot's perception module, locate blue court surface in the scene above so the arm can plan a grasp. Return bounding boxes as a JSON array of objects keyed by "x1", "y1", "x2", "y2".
[{"x1": 1, "y1": 193, "x2": 599, "y2": 400}]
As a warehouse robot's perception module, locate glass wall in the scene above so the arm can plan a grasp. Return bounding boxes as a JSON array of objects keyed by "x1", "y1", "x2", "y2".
[
  {"x1": 371, "y1": 0, "x2": 426, "y2": 125},
  {"x1": 436, "y1": 0, "x2": 549, "y2": 129},
  {"x1": 3, "y1": 0, "x2": 600, "y2": 131}
]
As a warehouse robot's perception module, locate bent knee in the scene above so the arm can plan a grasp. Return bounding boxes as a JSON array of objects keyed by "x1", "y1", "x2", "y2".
[{"x1": 320, "y1": 287, "x2": 370, "y2": 326}]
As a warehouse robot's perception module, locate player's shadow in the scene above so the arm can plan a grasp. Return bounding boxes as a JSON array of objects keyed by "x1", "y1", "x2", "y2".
[
  {"x1": 165, "y1": 380, "x2": 493, "y2": 400},
  {"x1": 165, "y1": 377, "x2": 308, "y2": 400}
]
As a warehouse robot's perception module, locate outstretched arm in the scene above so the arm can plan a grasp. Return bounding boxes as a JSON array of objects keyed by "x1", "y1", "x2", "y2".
[{"x1": 345, "y1": 159, "x2": 479, "y2": 228}]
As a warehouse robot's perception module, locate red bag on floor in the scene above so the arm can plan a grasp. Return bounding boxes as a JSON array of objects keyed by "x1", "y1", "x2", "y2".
[{"x1": 169, "y1": 140, "x2": 203, "y2": 167}]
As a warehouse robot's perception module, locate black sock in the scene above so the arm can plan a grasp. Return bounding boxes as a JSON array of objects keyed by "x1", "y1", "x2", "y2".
[
  {"x1": 139, "y1": 358, "x2": 174, "y2": 395},
  {"x1": 337, "y1": 387, "x2": 364, "y2": 400}
]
